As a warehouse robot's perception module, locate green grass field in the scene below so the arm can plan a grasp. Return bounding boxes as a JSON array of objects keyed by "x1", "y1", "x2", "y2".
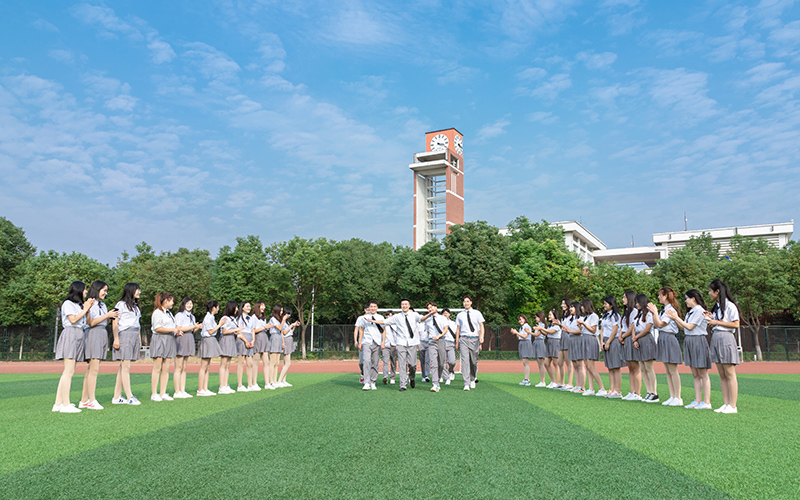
[{"x1": 1, "y1": 371, "x2": 798, "y2": 499}]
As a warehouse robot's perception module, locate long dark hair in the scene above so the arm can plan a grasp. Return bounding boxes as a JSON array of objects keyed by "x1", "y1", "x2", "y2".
[
  {"x1": 659, "y1": 286, "x2": 681, "y2": 316},
  {"x1": 178, "y1": 297, "x2": 192, "y2": 313},
  {"x1": 602, "y1": 295, "x2": 620, "y2": 321},
  {"x1": 622, "y1": 290, "x2": 636, "y2": 325},
  {"x1": 560, "y1": 298, "x2": 571, "y2": 320},
  {"x1": 253, "y1": 301, "x2": 265, "y2": 320},
  {"x1": 205, "y1": 300, "x2": 219, "y2": 314},
  {"x1": 237, "y1": 301, "x2": 251, "y2": 321},
  {"x1": 271, "y1": 304, "x2": 283, "y2": 321},
  {"x1": 66, "y1": 281, "x2": 85, "y2": 305},
  {"x1": 222, "y1": 300, "x2": 238, "y2": 318},
  {"x1": 684, "y1": 289, "x2": 706, "y2": 311},
  {"x1": 570, "y1": 301, "x2": 581, "y2": 320},
  {"x1": 120, "y1": 283, "x2": 140, "y2": 312},
  {"x1": 282, "y1": 306, "x2": 293, "y2": 320},
  {"x1": 635, "y1": 293, "x2": 649, "y2": 323},
  {"x1": 580, "y1": 299, "x2": 595, "y2": 317},
  {"x1": 535, "y1": 311, "x2": 546, "y2": 325},
  {"x1": 710, "y1": 279, "x2": 737, "y2": 319},
  {"x1": 86, "y1": 280, "x2": 107, "y2": 308}
]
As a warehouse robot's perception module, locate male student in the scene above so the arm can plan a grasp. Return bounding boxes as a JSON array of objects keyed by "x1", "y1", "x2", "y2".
[
  {"x1": 454, "y1": 295, "x2": 485, "y2": 391},
  {"x1": 357, "y1": 300, "x2": 385, "y2": 390},
  {"x1": 353, "y1": 305, "x2": 369, "y2": 384},
  {"x1": 425, "y1": 302, "x2": 448, "y2": 392},
  {"x1": 441, "y1": 308, "x2": 457, "y2": 385},
  {"x1": 382, "y1": 311, "x2": 398, "y2": 384}
]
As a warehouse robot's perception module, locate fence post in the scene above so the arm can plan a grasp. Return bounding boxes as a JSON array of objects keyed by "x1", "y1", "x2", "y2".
[
  {"x1": 786, "y1": 328, "x2": 790, "y2": 362},
  {"x1": 495, "y1": 326, "x2": 500, "y2": 360},
  {"x1": 765, "y1": 326, "x2": 770, "y2": 361}
]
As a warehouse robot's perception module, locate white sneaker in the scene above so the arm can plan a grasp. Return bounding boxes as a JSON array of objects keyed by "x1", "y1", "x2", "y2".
[
  {"x1": 160, "y1": 394, "x2": 173, "y2": 401},
  {"x1": 694, "y1": 402, "x2": 712, "y2": 410},
  {"x1": 151, "y1": 394, "x2": 163, "y2": 402},
  {"x1": 607, "y1": 392, "x2": 622, "y2": 399},
  {"x1": 59, "y1": 404, "x2": 81, "y2": 413},
  {"x1": 237, "y1": 386, "x2": 249, "y2": 392},
  {"x1": 581, "y1": 389, "x2": 595, "y2": 396},
  {"x1": 126, "y1": 396, "x2": 141, "y2": 405},
  {"x1": 266, "y1": 384, "x2": 276, "y2": 390},
  {"x1": 631, "y1": 394, "x2": 643, "y2": 401},
  {"x1": 112, "y1": 397, "x2": 126, "y2": 405},
  {"x1": 450, "y1": 373, "x2": 456, "y2": 381},
  {"x1": 250, "y1": 385, "x2": 262, "y2": 391},
  {"x1": 662, "y1": 397, "x2": 675, "y2": 406},
  {"x1": 78, "y1": 400, "x2": 90, "y2": 409},
  {"x1": 595, "y1": 389, "x2": 607, "y2": 397},
  {"x1": 621, "y1": 392, "x2": 633, "y2": 400},
  {"x1": 714, "y1": 404, "x2": 729, "y2": 413},
  {"x1": 85, "y1": 400, "x2": 104, "y2": 410},
  {"x1": 669, "y1": 398, "x2": 683, "y2": 407},
  {"x1": 184, "y1": 391, "x2": 193, "y2": 398},
  {"x1": 463, "y1": 386, "x2": 470, "y2": 391},
  {"x1": 172, "y1": 392, "x2": 187, "y2": 399},
  {"x1": 684, "y1": 400, "x2": 698, "y2": 409},
  {"x1": 283, "y1": 382, "x2": 292, "y2": 387},
  {"x1": 390, "y1": 377, "x2": 396, "y2": 385},
  {"x1": 721, "y1": 405, "x2": 738, "y2": 414},
  {"x1": 370, "y1": 384, "x2": 377, "y2": 390},
  {"x1": 535, "y1": 382, "x2": 547, "y2": 388},
  {"x1": 363, "y1": 383, "x2": 371, "y2": 391},
  {"x1": 470, "y1": 381, "x2": 476, "y2": 389},
  {"x1": 431, "y1": 385, "x2": 440, "y2": 392},
  {"x1": 444, "y1": 379, "x2": 450, "y2": 386},
  {"x1": 52, "y1": 404, "x2": 62, "y2": 412},
  {"x1": 571, "y1": 387, "x2": 583, "y2": 393},
  {"x1": 519, "y1": 379, "x2": 529, "y2": 386}
]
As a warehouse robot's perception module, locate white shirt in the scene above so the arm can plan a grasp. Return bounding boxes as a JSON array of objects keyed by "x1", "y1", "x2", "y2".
[
  {"x1": 175, "y1": 311, "x2": 196, "y2": 330},
  {"x1": 151, "y1": 309, "x2": 176, "y2": 335},
  {"x1": 445, "y1": 319, "x2": 457, "y2": 342},
  {"x1": 546, "y1": 321, "x2": 561, "y2": 340},
  {"x1": 533, "y1": 322, "x2": 546, "y2": 342},
  {"x1": 282, "y1": 322, "x2": 294, "y2": 338},
  {"x1": 684, "y1": 305, "x2": 708, "y2": 336},
  {"x1": 425, "y1": 314, "x2": 447, "y2": 341},
  {"x1": 634, "y1": 311, "x2": 653, "y2": 335},
  {"x1": 563, "y1": 316, "x2": 578, "y2": 336},
  {"x1": 518, "y1": 323, "x2": 532, "y2": 342},
  {"x1": 200, "y1": 312, "x2": 217, "y2": 338},
  {"x1": 384, "y1": 322, "x2": 397, "y2": 346},
  {"x1": 456, "y1": 309, "x2": 484, "y2": 337},
  {"x1": 268, "y1": 316, "x2": 283, "y2": 335},
  {"x1": 220, "y1": 316, "x2": 237, "y2": 335},
  {"x1": 61, "y1": 300, "x2": 85, "y2": 328},
  {"x1": 580, "y1": 313, "x2": 599, "y2": 335},
  {"x1": 88, "y1": 301, "x2": 108, "y2": 328},
  {"x1": 114, "y1": 301, "x2": 141, "y2": 331},
  {"x1": 600, "y1": 312, "x2": 620, "y2": 339},
  {"x1": 237, "y1": 314, "x2": 254, "y2": 342},
  {"x1": 658, "y1": 304, "x2": 679, "y2": 334},
  {"x1": 712, "y1": 301, "x2": 739, "y2": 334},
  {"x1": 385, "y1": 311, "x2": 422, "y2": 347},
  {"x1": 360, "y1": 313, "x2": 384, "y2": 345}
]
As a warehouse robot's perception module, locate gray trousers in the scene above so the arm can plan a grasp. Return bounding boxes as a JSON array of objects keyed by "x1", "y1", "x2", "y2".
[
  {"x1": 363, "y1": 342, "x2": 381, "y2": 385},
  {"x1": 460, "y1": 337, "x2": 479, "y2": 386},
  {"x1": 419, "y1": 342, "x2": 430, "y2": 379},
  {"x1": 445, "y1": 342, "x2": 456, "y2": 374},
  {"x1": 358, "y1": 348, "x2": 364, "y2": 375},
  {"x1": 397, "y1": 345, "x2": 418, "y2": 389},
  {"x1": 382, "y1": 345, "x2": 397, "y2": 377},
  {"x1": 429, "y1": 339, "x2": 447, "y2": 385}
]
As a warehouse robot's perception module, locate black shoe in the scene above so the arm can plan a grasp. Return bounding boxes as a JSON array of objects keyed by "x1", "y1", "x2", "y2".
[
  {"x1": 399, "y1": 387, "x2": 406, "y2": 392},
  {"x1": 649, "y1": 394, "x2": 659, "y2": 403},
  {"x1": 410, "y1": 378, "x2": 415, "y2": 389},
  {"x1": 475, "y1": 378, "x2": 480, "y2": 383},
  {"x1": 383, "y1": 377, "x2": 388, "y2": 385}
]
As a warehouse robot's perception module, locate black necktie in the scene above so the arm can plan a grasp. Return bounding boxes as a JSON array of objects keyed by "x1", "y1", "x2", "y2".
[
  {"x1": 466, "y1": 310, "x2": 475, "y2": 332},
  {"x1": 433, "y1": 316, "x2": 442, "y2": 334},
  {"x1": 372, "y1": 315, "x2": 384, "y2": 333},
  {"x1": 405, "y1": 314, "x2": 414, "y2": 338}
]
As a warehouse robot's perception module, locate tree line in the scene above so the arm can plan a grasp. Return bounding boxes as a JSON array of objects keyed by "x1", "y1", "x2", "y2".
[{"x1": 1, "y1": 216, "x2": 798, "y2": 359}]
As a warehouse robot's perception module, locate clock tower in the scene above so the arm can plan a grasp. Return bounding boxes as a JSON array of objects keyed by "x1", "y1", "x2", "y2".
[{"x1": 409, "y1": 128, "x2": 464, "y2": 250}]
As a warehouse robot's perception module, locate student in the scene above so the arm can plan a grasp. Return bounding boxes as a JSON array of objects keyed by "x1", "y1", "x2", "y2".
[
  {"x1": 235, "y1": 301, "x2": 255, "y2": 392},
  {"x1": 174, "y1": 297, "x2": 202, "y2": 399},
  {"x1": 418, "y1": 311, "x2": 432, "y2": 383},
  {"x1": 53, "y1": 281, "x2": 94, "y2": 413},
  {"x1": 619, "y1": 290, "x2": 642, "y2": 401},
  {"x1": 251, "y1": 302, "x2": 269, "y2": 388},
  {"x1": 564, "y1": 301, "x2": 585, "y2": 393},
  {"x1": 442, "y1": 308, "x2": 458, "y2": 385},
  {"x1": 197, "y1": 300, "x2": 222, "y2": 396},
  {"x1": 112, "y1": 283, "x2": 142, "y2": 405},
  {"x1": 600, "y1": 296, "x2": 625, "y2": 398},
  {"x1": 277, "y1": 307, "x2": 301, "y2": 388},
  {"x1": 667, "y1": 290, "x2": 712, "y2": 410},
  {"x1": 356, "y1": 301, "x2": 385, "y2": 391},
  {"x1": 454, "y1": 295, "x2": 485, "y2": 391},
  {"x1": 706, "y1": 279, "x2": 740, "y2": 414},
  {"x1": 151, "y1": 292, "x2": 178, "y2": 402},
  {"x1": 542, "y1": 310, "x2": 562, "y2": 389},
  {"x1": 531, "y1": 312, "x2": 550, "y2": 387},
  {"x1": 576, "y1": 300, "x2": 606, "y2": 396},
  {"x1": 217, "y1": 301, "x2": 242, "y2": 394},
  {"x1": 552, "y1": 299, "x2": 574, "y2": 390},
  {"x1": 354, "y1": 305, "x2": 368, "y2": 384},
  {"x1": 79, "y1": 280, "x2": 118, "y2": 410},
  {"x1": 632, "y1": 294, "x2": 659, "y2": 403},
  {"x1": 367, "y1": 299, "x2": 431, "y2": 391},
  {"x1": 267, "y1": 305, "x2": 290, "y2": 389},
  {"x1": 648, "y1": 287, "x2": 683, "y2": 406},
  {"x1": 382, "y1": 311, "x2": 398, "y2": 385},
  {"x1": 425, "y1": 302, "x2": 448, "y2": 393},
  {"x1": 510, "y1": 314, "x2": 534, "y2": 386}
]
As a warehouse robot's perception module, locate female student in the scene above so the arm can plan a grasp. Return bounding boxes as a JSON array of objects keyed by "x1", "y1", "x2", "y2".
[
  {"x1": 619, "y1": 290, "x2": 642, "y2": 401},
  {"x1": 600, "y1": 295, "x2": 625, "y2": 398},
  {"x1": 667, "y1": 290, "x2": 712, "y2": 410},
  {"x1": 217, "y1": 301, "x2": 242, "y2": 394},
  {"x1": 648, "y1": 286, "x2": 683, "y2": 406},
  {"x1": 577, "y1": 299, "x2": 606, "y2": 396},
  {"x1": 552, "y1": 299, "x2": 574, "y2": 390},
  {"x1": 531, "y1": 312, "x2": 550, "y2": 387},
  {"x1": 79, "y1": 280, "x2": 118, "y2": 410},
  {"x1": 235, "y1": 301, "x2": 256, "y2": 392},
  {"x1": 174, "y1": 297, "x2": 202, "y2": 398},
  {"x1": 706, "y1": 279, "x2": 740, "y2": 414},
  {"x1": 251, "y1": 302, "x2": 270, "y2": 388},
  {"x1": 565, "y1": 301, "x2": 585, "y2": 393},
  {"x1": 151, "y1": 292, "x2": 179, "y2": 401},
  {"x1": 276, "y1": 307, "x2": 301, "y2": 388},
  {"x1": 112, "y1": 283, "x2": 142, "y2": 405},
  {"x1": 510, "y1": 314, "x2": 534, "y2": 386},
  {"x1": 197, "y1": 300, "x2": 222, "y2": 396},
  {"x1": 267, "y1": 305, "x2": 290, "y2": 390},
  {"x1": 632, "y1": 294, "x2": 659, "y2": 403},
  {"x1": 53, "y1": 281, "x2": 94, "y2": 413},
  {"x1": 542, "y1": 310, "x2": 561, "y2": 389}
]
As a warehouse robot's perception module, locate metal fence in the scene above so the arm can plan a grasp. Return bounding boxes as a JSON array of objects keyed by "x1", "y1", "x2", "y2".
[{"x1": 2, "y1": 323, "x2": 800, "y2": 361}]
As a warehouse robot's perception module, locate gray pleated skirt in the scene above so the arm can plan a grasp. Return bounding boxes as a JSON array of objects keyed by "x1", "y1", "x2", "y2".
[
  {"x1": 150, "y1": 334, "x2": 176, "y2": 359},
  {"x1": 236, "y1": 338, "x2": 254, "y2": 357},
  {"x1": 709, "y1": 331, "x2": 739, "y2": 365},
  {"x1": 684, "y1": 335, "x2": 711, "y2": 369},
  {"x1": 83, "y1": 325, "x2": 108, "y2": 360},
  {"x1": 55, "y1": 326, "x2": 84, "y2": 361},
  {"x1": 533, "y1": 338, "x2": 547, "y2": 359},
  {"x1": 582, "y1": 334, "x2": 600, "y2": 361},
  {"x1": 635, "y1": 334, "x2": 657, "y2": 361},
  {"x1": 656, "y1": 332, "x2": 683, "y2": 364},
  {"x1": 113, "y1": 327, "x2": 140, "y2": 361},
  {"x1": 546, "y1": 338, "x2": 560, "y2": 357},
  {"x1": 198, "y1": 336, "x2": 220, "y2": 359},
  {"x1": 559, "y1": 334, "x2": 570, "y2": 351},
  {"x1": 604, "y1": 338, "x2": 627, "y2": 369},
  {"x1": 253, "y1": 332, "x2": 268, "y2": 353},
  {"x1": 176, "y1": 333, "x2": 196, "y2": 357},
  {"x1": 268, "y1": 333, "x2": 284, "y2": 353},
  {"x1": 283, "y1": 337, "x2": 295, "y2": 355},
  {"x1": 218, "y1": 334, "x2": 237, "y2": 357},
  {"x1": 623, "y1": 337, "x2": 640, "y2": 362},
  {"x1": 567, "y1": 334, "x2": 583, "y2": 361},
  {"x1": 518, "y1": 338, "x2": 534, "y2": 358}
]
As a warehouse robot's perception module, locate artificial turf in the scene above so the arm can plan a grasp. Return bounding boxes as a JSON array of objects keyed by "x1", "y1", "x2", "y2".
[{"x1": 0, "y1": 371, "x2": 797, "y2": 499}]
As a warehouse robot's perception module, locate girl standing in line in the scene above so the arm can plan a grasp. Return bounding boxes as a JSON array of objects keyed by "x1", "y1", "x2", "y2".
[
  {"x1": 151, "y1": 292, "x2": 179, "y2": 401},
  {"x1": 542, "y1": 310, "x2": 561, "y2": 389},
  {"x1": 510, "y1": 314, "x2": 534, "y2": 386},
  {"x1": 553, "y1": 299, "x2": 574, "y2": 390},
  {"x1": 251, "y1": 302, "x2": 269, "y2": 388},
  {"x1": 531, "y1": 312, "x2": 550, "y2": 387},
  {"x1": 197, "y1": 300, "x2": 222, "y2": 396},
  {"x1": 112, "y1": 283, "x2": 142, "y2": 405},
  {"x1": 648, "y1": 287, "x2": 683, "y2": 406},
  {"x1": 577, "y1": 299, "x2": 606, "y2": 396},
  {"x1": 706, "y1": 279, "x2": 740, "y2": 414},
  {"x1": 619, "y1": 290, "x2": 642, "y2": 401},
  {"x1": 632, "y1": 294, "x2": 659, "y2": 403},
  {"x1": 565, "y1": 301, "x2": 585, "y2": 393},
  {"x1": 667, "y1": 290, "x2": 712, "y2": 410},
  {"x1": 53, "y1": 281, "x2": 94, "y2": 413},
  {"x1": 174, "y1": 297, "x2": 202, "y2": 398},
  {"x1": 267, "y1": 305, "x2": 290, "y2": 389},
  {"x1": 217, "y1": 301, "x2": 242, "y2": 394},
  {"x1": 235, "y1": 301, "x2": 256, "y2": 392},
  {"x1": 80, "y1": 280, "x2": 118, "y2": 410},
  {"x1": 600, "y1": 295, "x2": 625, "y2": 398},
  {"x1": 277, "y1": 307, "x2": 301, "y2": 388}
]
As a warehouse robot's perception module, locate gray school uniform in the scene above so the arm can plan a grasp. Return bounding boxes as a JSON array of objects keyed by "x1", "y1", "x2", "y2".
[
  {"x1": 517, "y1": 323, "x2": 534, "y2": 359},
  {"x1": 150, "y1": 309, "x2": 177, "y2": 359},
  {"x1": 456, "y1": 309, "x2": 484, "y2": 386},
  {"x1": 253, "y1": 317, "x2": 269, "y2": 353},
  {"x1": 268, "y1": 316, "x2": 284, "y2": 353},
  {"x1": 418, "y1": 324, "x2": 431, "y2": 380},
  {"x1": 56, "y1": 300, "x2": 87, "y2": 360},
  {"x1": 566, "y1": 317, "x2": 582, "y2": 361},
  {"x1": 533, "y1": 323, "x2": 548, "y2": 359},
  {"x1": 620, "y1": 310, "x2": 639, "y2": 362},
  {"x1": 580, "y1": 313, "x2": 600, "y2": 361},
  {"x1": 382, "y1": 323, "x2": 398, "y2": 377},
  {"x1": 683, "y1": 306, "x2": 711, "y2": 369},
  {"x1": 426, "y1": 314, "x2": 447, "y2": 386},
  {"x1": 445, "y1": 319, "x2": 457, "y2": 374},
  {"x1": 175, "y1": 311, "x2": 197, "y2": 357},
  {"x1": 84, "y1": 302, "x2": 109, "y2": 360},
  {"x1": 559, "y1": 318, "x2": 570, "y2": 351},
  {"x1": 709, "y1": 302, "x2": 740, "y2": 365},
  {"x1": 600, "y1": 312, "x2": 626, "y2": 369},
  {"x1": 545, "y1": 323, "x2": 560, "y2": 358},
  {"x1": 385, "y1": 311, "x2": 422, "y2": 389},
  {"x1": 217, "y1": 317, "x2": 239, "y2": 357},
  {"x1": 112, "y1": 301, "x2": 141, "y2": 361},
  {"x1": 198, "y1": 312, "x2": 221, "y2": 359},
  {"x1": 633, "y1": 311, "x2": 657, "y2": 361},
  {"x1": 655, "y1": 305, "x2": 682, "y2": 364},
  {"x1": 236, "y1": 315, "x2": 254, "y2": 357}
]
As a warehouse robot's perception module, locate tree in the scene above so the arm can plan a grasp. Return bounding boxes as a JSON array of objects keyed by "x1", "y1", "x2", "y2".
[
  {"x1": 0, "y1": 217, "x2": 36, "y2": 291},
  {"x1": 650, "y1": 233, "x2": 721, "y2": 298},
  {"x1": 211, "y1": 235, "x2": 281, "y2": 306},
  {"x1": 390, "y1": 241, "x2": 450, "y2": 309},
  {"x1": 574, "y1": 261, "x2": 656, "y2": 313},
  {"x1": 505, "y1": 215, "x2": 566, "y2": 244}
]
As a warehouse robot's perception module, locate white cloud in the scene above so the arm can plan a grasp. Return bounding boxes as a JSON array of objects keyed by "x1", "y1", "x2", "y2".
[
  {"x1": 32, "y1": 18, "x2": 59, "y2": 32},
  {"x1": 526, "y1": 73, "x2": 572, "y2": 100},
  {"x1": 599, "y1": 0, "x2": 647, "y2": 35},
  {"x1": 147, "y1": 39, "x2": 176, "y2": 64},
  {"x1": 436, "y1": 63, "x2": 481, "y2": 85},
  {"x1": 527, "y1": 111, "x2": 558, "y2": 124},
  {"x1": 475, "y1": 118, "x2": 511, "y2": 142},
  {"x1": 322, "y1": 5, "x2": 401, "y2": 47},
  {"x1": 645, "y1": 68, "x2": 719, "y2": 124},
  {"x1": 47, "y1": 49, "x2": 76, "y2": 64},
  {"x1": 576, "y1": 51, "x2": 617, "y2": 69},
  {"x1": 183, "y1": 42, "x2": 241, "y2": 82},
  {"x1": 499, "y1": 0, "x2": 580, "y2": 42},
  {"x1": 645, "y1": 29, "x2": 704, "y2": 57},
  {"x1": 517, "y1": 67, "x2": 547, "y2": 80}
]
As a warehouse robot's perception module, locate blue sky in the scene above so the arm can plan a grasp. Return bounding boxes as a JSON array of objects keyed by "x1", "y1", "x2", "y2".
[{"x1": 1, "y1": 0, "x2": 799, "y2": 264}]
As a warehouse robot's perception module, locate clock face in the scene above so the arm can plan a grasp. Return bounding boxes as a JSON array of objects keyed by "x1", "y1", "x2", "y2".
[
  {"x1": 454, "y1": 135, "x2": 463, "y2": 155},
  {"x1": 430, "y1": 133, "x2": 449, "y2": 152}
]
